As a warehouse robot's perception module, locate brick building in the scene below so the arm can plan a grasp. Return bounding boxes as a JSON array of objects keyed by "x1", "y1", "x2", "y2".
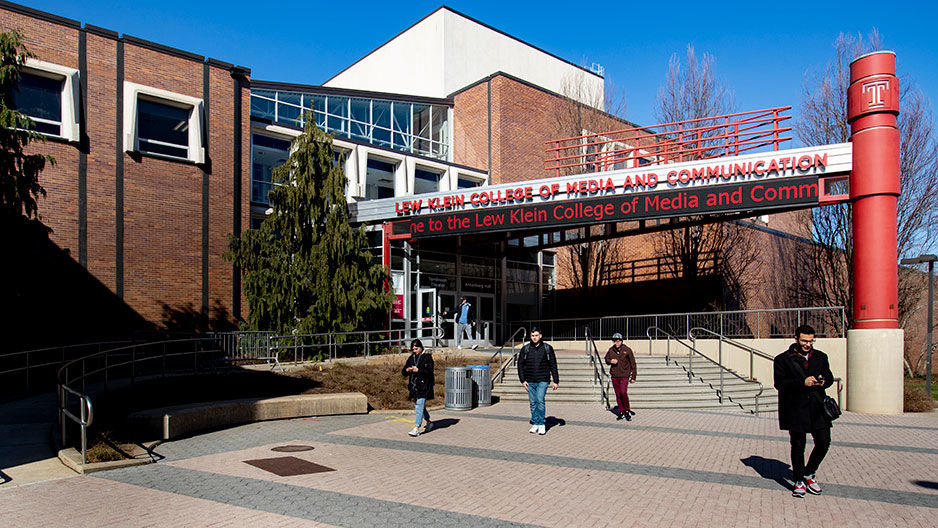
[{"x1": 2, "y1": 3, "x2": 817, "y2": 349}]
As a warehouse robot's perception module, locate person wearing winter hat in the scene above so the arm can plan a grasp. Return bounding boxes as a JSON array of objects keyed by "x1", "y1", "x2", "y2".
[{"x1": 604, "y1": 333, "x2": 637, "y2": 421}]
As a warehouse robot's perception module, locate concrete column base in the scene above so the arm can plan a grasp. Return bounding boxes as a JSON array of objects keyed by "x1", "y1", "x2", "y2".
[{"x1": 846, "y1": 328, "x2": 904, "y2": 414}]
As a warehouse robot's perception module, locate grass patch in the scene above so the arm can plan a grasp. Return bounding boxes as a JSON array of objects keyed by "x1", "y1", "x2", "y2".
[
  {"x1": 293, "y1": 352, "x2": 499, "y2": 410},
  {"x1": 904, "y1": 379, "x2": 938, "y2": 412}
]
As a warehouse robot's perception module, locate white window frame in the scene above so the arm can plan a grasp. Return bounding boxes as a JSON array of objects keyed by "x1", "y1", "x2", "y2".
[
  {"x1": 20, "y1": 58, "x2": 80, "y2": 142},
  {"x1": 123, "y1": 81, "x2": 205, "y2": 164}
]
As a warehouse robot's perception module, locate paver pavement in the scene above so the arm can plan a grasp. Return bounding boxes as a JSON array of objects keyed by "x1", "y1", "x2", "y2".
[{"x1": 2, "y1": 402, "x2": 938, "y2": 527}]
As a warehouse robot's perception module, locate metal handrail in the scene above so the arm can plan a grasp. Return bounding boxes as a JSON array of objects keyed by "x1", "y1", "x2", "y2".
[
  {"x1": 490, "y1": 327, "x2": 527, "y2": 384},
  {"x1": 689, "y1": 326, "x2": 844, "y2": 409},
  {"x1": 56, "y1": 337, "x2": 224, "y2": 465},
  {"x1": 584, "y1": 327, "x2": 612, "y2": 409},
  {"x1": 0, "y1": 339, "x2": 134, "y2": 393},
  {"x1": 265, "y1": 326, "x2": 446, "y2": 363},
  {"x1": 647, "y1": 326, "x2": 764, "y2": 414},
  {"x1": 516, "y1": 306, "x2": 846, "y2": 342}
]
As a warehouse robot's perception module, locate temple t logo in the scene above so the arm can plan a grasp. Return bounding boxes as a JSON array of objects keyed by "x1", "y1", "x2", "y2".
[{"x1": 862, "y1": 79, "x2": 889, "y2": 109}]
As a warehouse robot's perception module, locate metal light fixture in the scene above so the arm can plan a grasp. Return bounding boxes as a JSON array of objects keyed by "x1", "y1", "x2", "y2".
[{"x1": 900, "y1": 254, "x2": 937, "y2": 396}]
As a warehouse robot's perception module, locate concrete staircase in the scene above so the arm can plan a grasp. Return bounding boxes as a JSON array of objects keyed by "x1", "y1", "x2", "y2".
[{"x1": 491, "y1": 352, "x2": 776, "y2": 413}]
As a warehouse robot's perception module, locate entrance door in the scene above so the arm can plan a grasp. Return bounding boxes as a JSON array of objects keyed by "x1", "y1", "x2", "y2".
[
  {"x1": 459, "y1": 293, "x2": 495, "y2": 346},
  {"x1": 417, "y1": 288, "x2": 437, "y2": 340},
  {"x1": 474, "y1": 293, "x2": 495, "y2": 345},
  {"x1": 438, "y1": 292, "x2": 456, "y2": 344}
]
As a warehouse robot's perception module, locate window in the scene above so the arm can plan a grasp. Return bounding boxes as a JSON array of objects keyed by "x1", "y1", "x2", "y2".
[
  {"x1": 124, "y1": 82, "x2": 205, "y2": 164},
  {"x1": 11, "y1": 72, "x2": 61, "y2": 135},
  {"x1": 8, "y1": 59, "x2": 80, "y2": 141},
  {"x1": 414, "y1": 167, "x2": 441, "y2": 194},
  {"x1": 365, "y1": 158, "x2": 396, "y2": 199},
  {"x1": 457, "y1": 176, "x2": 483, "y2": 189},
  {"x1": 137, "y1": 99, "x2": 189, "y2": 158},
  {"x1": 251, "y1": 133, "x2": 291, "y2": 205}
]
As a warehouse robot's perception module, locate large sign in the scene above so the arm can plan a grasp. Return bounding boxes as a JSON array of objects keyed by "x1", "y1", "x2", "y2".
[
  {"x1": 402, "y1": 176, "x2": 819, "y2": 238},
  {"x1": 351, "y1": 143, "x2": 851, "y2": 227}
]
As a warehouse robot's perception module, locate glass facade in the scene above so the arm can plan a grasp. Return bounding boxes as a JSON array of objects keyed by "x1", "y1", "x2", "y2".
[{"x1": 251, "y1": 88, "x2": 450, "y2": 160}]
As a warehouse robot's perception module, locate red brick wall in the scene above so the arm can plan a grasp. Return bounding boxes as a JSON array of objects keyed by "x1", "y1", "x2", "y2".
[
  {"x1": 452, "y1": 81, "x2": 488, "y2": 172},
  {"x1": 0, "y1": 6, "x2": 250, "y2": 333},
  {"x1": 85, "y1": 32, "x2": 117, "y2": 290},
  {"x1": 2, "y1": 10, "x2": 81, "y2": 255}
]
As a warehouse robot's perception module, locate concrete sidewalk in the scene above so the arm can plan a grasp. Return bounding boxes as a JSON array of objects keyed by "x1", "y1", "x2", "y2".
[
  {"x1": 0, "y1": 392, "x2": 77, "y2": 489},
  {"x1": 2, "y1": 401, "x2": 938, "y2": 526}
]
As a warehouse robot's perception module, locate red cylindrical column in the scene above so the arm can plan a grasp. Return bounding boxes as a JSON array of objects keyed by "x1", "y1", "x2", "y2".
[{"x1": 848, "y1": 51, "x2": 900, "y2": 329}]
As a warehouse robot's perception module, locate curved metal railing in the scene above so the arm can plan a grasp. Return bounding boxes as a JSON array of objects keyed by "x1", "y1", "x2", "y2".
[
  {"x1": 491, "y1": 327, "x2": 527, "y2": 384},
  {"x1": 584, "y1": 327, "x2": 612, "y2": 409},
  {"x1": 56, "y1": 337, "x2": 226, "y2": 464},
  {"x1": 647, "y1": 326, "x2": 764, "y2": 414},
  {"x1": 0, "y1": 339, "x2": 134, "y2": 395}
]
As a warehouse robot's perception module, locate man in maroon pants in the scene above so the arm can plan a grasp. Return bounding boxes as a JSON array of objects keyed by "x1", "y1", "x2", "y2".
[{"x1": 605, "y1": 333, "x2": 637, "y2": 421}]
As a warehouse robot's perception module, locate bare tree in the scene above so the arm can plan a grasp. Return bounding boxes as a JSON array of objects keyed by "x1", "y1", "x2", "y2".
[
  {"x1": 653, "y1": 45, "x2": 758, "y2": 308},
  {"x1": 552, "y1": 70, "x2": 629, "y2": 301},
  {"x1": 794, "y1": 32, "x2": 938, "y2": 341}
]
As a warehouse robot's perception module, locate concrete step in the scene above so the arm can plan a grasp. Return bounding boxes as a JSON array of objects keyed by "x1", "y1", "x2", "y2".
[{"x1": 493, "y1": 353, "x2": 769, "y2": 413}]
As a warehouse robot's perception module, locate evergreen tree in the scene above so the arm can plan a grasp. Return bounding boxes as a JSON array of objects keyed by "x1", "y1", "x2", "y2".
[
  {"x1": 0, "y1": 30, "x2": 54, "y2": 222},
  {"x1": 226, "y1": 119, "x2": 392, "y2": 335}
]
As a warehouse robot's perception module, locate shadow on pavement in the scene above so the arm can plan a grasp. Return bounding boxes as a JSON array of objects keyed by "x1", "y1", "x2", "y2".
[
  {"x1": 545, "y1": 416, "x2": 566, "y2": 431},
  {"x1": 913, "y1": 480, "x2": 938, "y2": 490},
  {"x1": 740, "y1": 455, "x2": 792, "y2": 490},
  {"x1": 428, "y1": 418, "x2": 459, "y2": 431}
]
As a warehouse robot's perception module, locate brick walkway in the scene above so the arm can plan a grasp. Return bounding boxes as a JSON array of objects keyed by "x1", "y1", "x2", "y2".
[{"x1": 2, "y1": 403, "x2": 937, "y2": 527}]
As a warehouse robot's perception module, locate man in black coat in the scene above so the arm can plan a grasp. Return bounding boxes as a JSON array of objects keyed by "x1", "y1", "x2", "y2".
[
  {"x1": 774, "y1": 324, "x2": 834, "y2": 498},
  {"x1": 517, "y1": 327, "x2": 559, "y2": 435}
]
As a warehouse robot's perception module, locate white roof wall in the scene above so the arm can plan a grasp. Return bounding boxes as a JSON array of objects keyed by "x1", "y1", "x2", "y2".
[{"x1": 323, "y1": 7, "x2": 604, "y2": 109}]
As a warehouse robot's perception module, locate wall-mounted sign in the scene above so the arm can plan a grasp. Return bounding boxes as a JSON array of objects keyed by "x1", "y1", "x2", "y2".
[
  {"x1": 401, "y1": 176, "x2": 819, "y2": 238},
  {"x1": 351, "y1": 143, "x2": 851, "y2": 225},
  {"x1": 392, "y1": 294, "x2": 404, "y2": 319}
]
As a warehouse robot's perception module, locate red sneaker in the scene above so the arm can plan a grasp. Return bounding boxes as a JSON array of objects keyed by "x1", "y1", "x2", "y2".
[
  {"x1": 804, "y1": 474, "x2": 822, "y2": 495},
  {"x1": 792, "y1": 481, "x2": 806, "y2": 498}
]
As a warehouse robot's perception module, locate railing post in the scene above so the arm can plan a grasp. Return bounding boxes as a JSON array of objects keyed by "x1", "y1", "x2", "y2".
[
  {"x1": 130, "y1": 346, "x2": 135, "y2": 386},
  {"x1": 79, "y1": 396, "x2": 87, "y2": 466},
  {"x1": 757, "y1": 312, "x2": 761, "y2": 339},
  {"x1": 797, "y1": 309, "x2": 802, "y2": 334},
  {"x1": 59, "y1": 384, "x2": 66, "y2": 446},
  {"x1": 294, "y1": 335, "x2": 298, "y2": 364},
  {"x1": 719, "y1": 338, "x2": 724, "y2": 398},
  {"x1": 688, "y1": 338, "x2": 693, "y2": 383}
]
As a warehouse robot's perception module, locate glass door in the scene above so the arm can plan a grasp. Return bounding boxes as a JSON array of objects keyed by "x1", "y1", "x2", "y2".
[
  {"x1": 438, "y1": 291, "x2": 456, "y2": 345},
  {"x1": 416, "y1": 287, "x2": 438, "y2": 340}
]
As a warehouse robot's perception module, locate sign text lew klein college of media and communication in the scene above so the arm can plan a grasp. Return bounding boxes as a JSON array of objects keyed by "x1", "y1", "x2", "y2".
[{"x1": 401, "y1": 175, "x2": 820, "y2": 238}]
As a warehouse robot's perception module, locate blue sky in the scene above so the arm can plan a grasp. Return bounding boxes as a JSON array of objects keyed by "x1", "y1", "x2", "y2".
[{"x1": 22, "y1": 0, "x2": 938, "y2": 130}]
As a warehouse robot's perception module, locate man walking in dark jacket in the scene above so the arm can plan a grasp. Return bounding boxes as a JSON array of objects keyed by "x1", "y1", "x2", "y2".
[
  {"x1": 774, "y1": 324, "x2": 834, "y2": 498},
  {"x1": 605, "y1": 333, "x2": 637, "y2": 421},
  {"x1": 517, "y1": 327, "x2": 559, "y2": 435}
]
